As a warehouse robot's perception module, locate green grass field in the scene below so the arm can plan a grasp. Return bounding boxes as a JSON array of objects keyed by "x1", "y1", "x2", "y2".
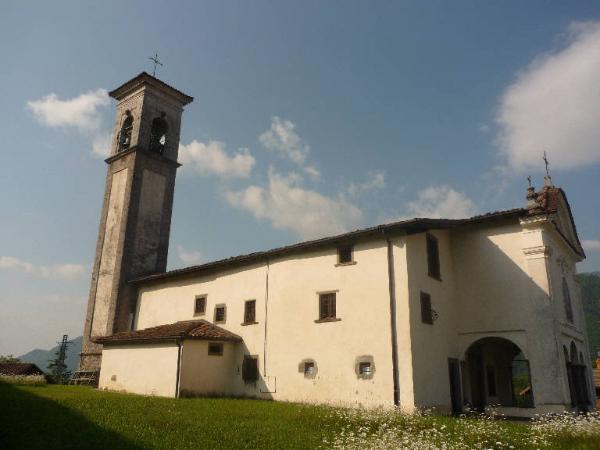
[{"x1": 0, "y1": 384, "x2": 598, "y2": 449}]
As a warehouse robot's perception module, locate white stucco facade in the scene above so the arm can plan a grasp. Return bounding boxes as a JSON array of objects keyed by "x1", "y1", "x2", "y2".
[{"x1": 96, "y1": 186, "x2": 594, "y2": 417}]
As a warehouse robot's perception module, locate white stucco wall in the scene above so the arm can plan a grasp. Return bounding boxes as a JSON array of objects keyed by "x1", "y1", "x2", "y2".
[
  {"x1": 179, "y1": 340, "x2": 238, "y2": 396},
  {"x1": 403, "y1": 230, "x2": 458, "y2": 413},
  {"x1": 115, "y1": 211, "x2": 589, "y2": 415},
  {"x1": 135, "y1": 239, "x2": 397, "y2": 407},
  {"x1": 99, "y1": 343, "x2": 179, "y2": 397}
]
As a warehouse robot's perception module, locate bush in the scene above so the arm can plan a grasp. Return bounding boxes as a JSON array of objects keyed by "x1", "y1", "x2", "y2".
[{"x1": 0, "y1": 374, "x2": 47, "y2": 385}]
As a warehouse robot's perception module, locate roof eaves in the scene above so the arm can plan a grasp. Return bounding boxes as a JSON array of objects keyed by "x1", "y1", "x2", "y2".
[{"x1": 131, "y1": 210, "x2": 525, "y2": 285}]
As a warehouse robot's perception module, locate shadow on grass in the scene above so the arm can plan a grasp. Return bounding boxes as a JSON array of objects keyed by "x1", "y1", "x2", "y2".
[{"x1": 0, "y1": 384, "x2": 142, "y2": 450}]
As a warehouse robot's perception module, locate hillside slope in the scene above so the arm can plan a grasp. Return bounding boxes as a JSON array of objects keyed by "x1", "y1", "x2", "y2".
[{"x1": 578, "y1": 272, "x2": 600, "y2": 362}]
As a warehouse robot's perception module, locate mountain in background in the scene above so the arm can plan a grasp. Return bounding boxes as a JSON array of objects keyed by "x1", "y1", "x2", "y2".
[
  {"x1": 18, "y1": 336, "x2": 82, "y2": 374},
  {"x1": 578, "y1": 272, "x2": 600, "y2": 363}
]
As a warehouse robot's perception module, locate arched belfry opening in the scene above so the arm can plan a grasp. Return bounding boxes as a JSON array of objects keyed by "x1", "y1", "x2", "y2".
[
  {"x1": 149, "y1": 113, "x2": 168, "y2": 154},
  {"x1": 118, "y1": 110, "x2": 133, "y2": 152},
  {"x1": 564, "y1": 341, "x2": 591, "y2": 410},
  {"x1": 463, "y1": 337, "x2": 534, "y2": 410}
]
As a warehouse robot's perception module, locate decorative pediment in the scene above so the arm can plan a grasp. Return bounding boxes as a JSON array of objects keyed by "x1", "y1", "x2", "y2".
[{"x1": 527, "y1": 185, "x2": 584, "y2": 258}]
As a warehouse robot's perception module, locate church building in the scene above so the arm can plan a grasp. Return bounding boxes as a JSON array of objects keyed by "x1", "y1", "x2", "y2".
[{"x1": 76, "y1": 73, "x2": 595, "y2": 417}]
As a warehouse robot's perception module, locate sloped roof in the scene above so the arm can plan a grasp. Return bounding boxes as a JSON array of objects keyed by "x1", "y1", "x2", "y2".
[
  {"x1": 94, "y1": 320, "x2": 242, "y2": 345},
  {"x1": 109, "y1": 72, "x2": 193, "y2": 105},
  {"x1": 131, "y1": 208, "x2": 526, "y2": 286},
  {"x1": 0, "y1": 363, "x2": 45, "y2": 376}
]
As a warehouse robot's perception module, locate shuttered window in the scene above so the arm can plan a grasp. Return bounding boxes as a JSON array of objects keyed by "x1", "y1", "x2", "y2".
[
  {"x1": 338, "y1": 245, "x2": 353, "y2": 264},
  {"x1": 242, "y1": 355, "x2": 259, "y2": 383},
  {"x1": 426, "y1": 233, "x2": 441, "y2": 280},
  {"x1": 214, "y1": 305, "x2": 226, "y2": 323},
  {"x1": 194, "y1": 296, "x2": 206, "y2": 315},
  {"x1": 319, "y1": 293, "x2": 336, "y2": 320},
  {"x1": 420, "y1": 292, "x2": 433, "y2": 325},
  {"x1": 244, "y1": 300, "x2": 256, "y2": 324}
]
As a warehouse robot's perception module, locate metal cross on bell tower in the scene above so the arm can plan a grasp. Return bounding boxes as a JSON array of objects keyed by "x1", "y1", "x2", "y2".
[
  {"x1": 543, "y1": 151, "x2": 553, "y2": 186},
  {"x1": 148, "y1": 52, "x2": 163, "y2": 77}
]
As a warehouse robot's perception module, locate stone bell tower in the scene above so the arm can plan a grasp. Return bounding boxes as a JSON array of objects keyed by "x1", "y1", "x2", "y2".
[{"x1": 78, "y1": 73, "x2": 193, "y2": 376}]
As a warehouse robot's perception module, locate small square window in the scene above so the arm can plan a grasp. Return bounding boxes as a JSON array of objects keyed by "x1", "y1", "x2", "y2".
[
  {"x1": 243, "y1": 300, "x2": 256, "y2": 324},
  {"x1": 426, "y1": 233, "x2": 441, "y2": 280},
  {"x1": 242, "y1": 355, "x2": 259, "y2": 383},
  {"x1": 420, "y1": 292, "x2": 433, "y2": 325},
  {"x1": 208, "y1": 342, "x2": 223, "y2": 356},
  {"x1": 319, "y1": 293, "x2": 337, "y2": 320},
  {"x1": 194, "y1": 296, "x2": 206, "y2": 315},
  {"x1": 359, "y1": 362, "x2": 372, "y2": 376},
  {"x1": 214, "y1": 305, "x2": 226, "y2": 323},
  {"x1": 338, "y1": 245, "x2": 353, "y2": 264}
]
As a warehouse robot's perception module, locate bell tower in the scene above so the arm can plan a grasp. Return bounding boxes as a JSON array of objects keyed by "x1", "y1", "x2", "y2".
[{"x1": 78, "y1": 73, "x2": 193, "y2": 375}]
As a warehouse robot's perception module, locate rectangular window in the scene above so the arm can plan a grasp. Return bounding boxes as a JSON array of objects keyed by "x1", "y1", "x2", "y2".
[
  {"x1": 243, "y1": 300, "x2": 256, "y2": 324},
  {"x1": 242, "y1": 355, "x2": 259, "y2": 383},
  {"x1": 426, "y1": 233, "x2": 441, "y2": 280},
  {"x1": 208, "y1": 342, "x2": 223, "y2": 356},
  {"x1": 214, "y1": 304, "x2": 226, "y2": 323},
  {"x1": 337, "y1": 245, "x2": 354, "y2": 264},
  {"x1": 319, "y1": 292, "x2": 337, "y2": 320},
  {"x1": 194, "y1": 296, "x2": 206, "y2": 315},
  {"x1": 420, "y1": 292, "x2": 433, "y2": 325}
]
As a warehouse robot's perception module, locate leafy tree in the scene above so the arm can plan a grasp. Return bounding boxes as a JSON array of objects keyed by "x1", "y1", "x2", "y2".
[{"x1": 0, "y1": 355, "x2": 20, "y2": 363}]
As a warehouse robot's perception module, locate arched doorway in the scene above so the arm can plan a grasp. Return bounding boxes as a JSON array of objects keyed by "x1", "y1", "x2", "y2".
[
  {"x1": 464, "y1": 337, "x2": 534, "y2": 410},
  {"x1": 564, "y1": 341, "x2": 590, "y2": 411}
]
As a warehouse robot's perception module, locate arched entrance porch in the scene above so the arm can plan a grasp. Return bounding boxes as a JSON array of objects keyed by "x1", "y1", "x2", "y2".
[
  {"x1": 564, "y1": 341, "x2": 591, "y2": 411},
  {"x1": 463, "y1": 337, "x2": 534, "y2": 410}
]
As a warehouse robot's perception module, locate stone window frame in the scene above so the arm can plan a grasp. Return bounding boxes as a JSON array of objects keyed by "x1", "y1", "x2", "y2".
[
  {"x1": 194, "y1": 294, "x2": 207, "y2": 316},
  {"x1": 426, "y1": 232, "x2": 441, "y2": 281},
  {"x1": 242, "y1": 299, "x2": 258, "y2": 326},
  {"x1": 315, "y1": 290, "x2": 341, "y2": 323},
  {"x1": 336, "y1": 244, "x2": 357, "y2": 266},
  {"x1": 214, "y1": 304, "x2": 227, "y2": 324},
  {"x1": 208, "y1": 342, "x2": 223, "y2": 356}
]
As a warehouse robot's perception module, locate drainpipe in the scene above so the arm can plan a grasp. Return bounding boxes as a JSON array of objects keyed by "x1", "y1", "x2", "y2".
[
  {"x1": 175, "y1": 339, "x2": 183, "y2": 398},
  {"x1": 263, "y1": 258, "x2": 270, "y2": 376},
  {"x1": 386, "y1": 235, "x2": 401, "y2": 406}
]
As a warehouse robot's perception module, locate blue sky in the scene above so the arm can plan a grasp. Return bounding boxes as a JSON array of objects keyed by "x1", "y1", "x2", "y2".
[{"x1": 1, "y1": 1, "x2": 599, "y2": 355}]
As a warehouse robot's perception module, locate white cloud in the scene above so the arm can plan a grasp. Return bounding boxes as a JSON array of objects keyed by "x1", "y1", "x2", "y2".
[
  {"x1": 496, "y1": 21, "x2": 600, "y2": 172},
  {"x1": 28, "y1": 89, "x2": 109, "y2": 133},
  {"x1": 260, "y1": 117, "x2": 309, "y2": 165},
  {"x1": 92, "y1": 132, "x2": 112, "y2": 157},
  {"x1": 28, "y1": 88, "x2": 111, "y2": 157},
  {"x1": 582, "y1": 240, "x2": 600, "y2": 252},
  {"x1": 179, "y1": 140, "x2": 255, "y2": 178},
  {"x1": 0, "y1": 256, "x2": 85, "y2": 280},
  {"x1": 225, "y1": 169, "x2": 363, "y2": 239},
  {"x1": 259, "y1": 117, "x2": 320, "y2": 178},
  {"x1": 346, "y1": 171, "x2": 385, "y2": 196},
  {"x1": 176, "y1": 245, "x2": 203, "y2": 265},
  {"x1": 406, "y1": 185, "x2": 476, "y2": 219}
]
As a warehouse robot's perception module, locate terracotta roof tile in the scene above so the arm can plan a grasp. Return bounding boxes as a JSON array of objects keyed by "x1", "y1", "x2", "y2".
[
  {"x1": 0, "y1": 363, "x2": 45, "y2": 376},
  {"x1": 94, "y1": 320, "x2": 242, "y2": 345}
]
